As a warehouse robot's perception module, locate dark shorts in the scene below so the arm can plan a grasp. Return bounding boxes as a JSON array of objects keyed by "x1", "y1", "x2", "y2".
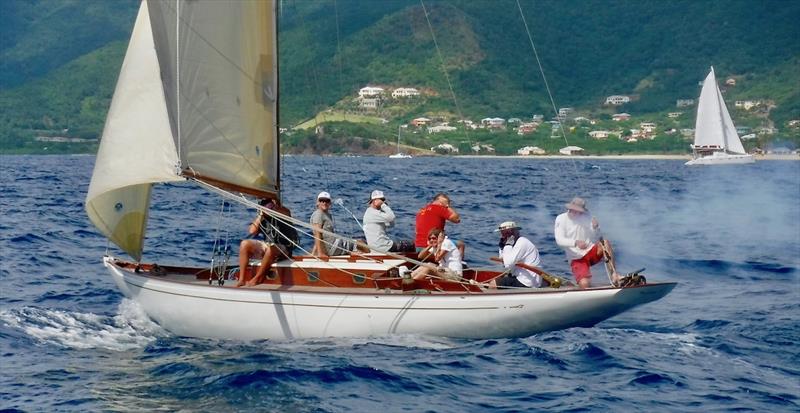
[
  {"x1": 390, "y1": 240, "x2": 416, "y2": 252},
  {"x1": 496, "y1": 275, "x2": 527, "y2": 288}
]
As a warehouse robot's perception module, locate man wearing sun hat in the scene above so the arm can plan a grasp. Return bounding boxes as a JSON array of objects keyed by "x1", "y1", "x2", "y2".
[
  {"x1": 492, "y1": 221, "x2": 543, "y2": 288},
  {"x1": 554, "y1": 197, "x2": 620, "y2": 288},
  {"x1": 362, "y1": 190, "x2": 414, "y2": 253}
]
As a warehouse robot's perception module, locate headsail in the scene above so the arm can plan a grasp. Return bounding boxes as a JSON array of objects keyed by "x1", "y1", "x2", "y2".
[
  {"x1": 86, "y1": 1, "x2": 181, "y2": 260},
  {"x1": 694, "y1": 67, "x2": 745, "y2": 154},
  {"x1": 87, "y1": 0, "x2": 280, "y2": 260}
]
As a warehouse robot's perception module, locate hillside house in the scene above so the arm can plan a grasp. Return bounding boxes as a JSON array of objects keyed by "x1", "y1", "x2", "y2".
[
  {"x1": 411, "y1": 117, "x2": 431, "y2": 127},
  {"x1": 358, "y1": 86, "x2": 385, "y2": 98},
  {"x1": 736, "y1": 126, "x2": 751, "y2": 135},
  {"x1": 471, "y1": 143, "x2": 495, "y2": 153},
  {"x1": 458, "y1": 119, "x2": 477, "y2": 130},
  {"x1": 605, "y1": 95, "x2": 630, "y2": 105},
  {"x1": 358, "y1": 97, "x2": 380, "y2": 109},
  {"x1": 588, "y1": 130, "x2": 611, "y2": 139},
  {"x1": 640, "y1": 122, "x2": 656, "y2": 134},
  {"x1": 391, "y1": 87, "x2": 420, "y2": 98},
  {"x1": 517, "y1": 146, "x2": 546, "y2": 156},
  {"x1": 517, "y1": 122, "x2": 538, "y2": 135},
  {"x1": 676, "y1": 99, "x2": 695, "y2": 108},
  {"x1": 788, "y1": 120, "x2": 800, "y2": 128},
  {"x1": 428, "y1": 125, "x2": 457, "y2": 134},
  {"x1": 431, "y1": 143, "x2": 459, "y2": 154},
  {"x1": 507, "y1": 118, "x2": 522, "y2": 124},
  {"x1": 668, "y1": 112, "x2": 683, "y2": 118},
  {"x1": 481, "y1": 117, "x2": 506, "y2": 129},
  {"x1": 735, "y1": 100, "x2": 762, "y2": 111},
  {"x1": 559, "y1": 146, "x2": 584, "y2": 155},
  {"x1": 532, "y1": 114, "x2": 544, "y2": 122},
  {"x1": 741, "y1": 133, "x2": 757, "y2": 140},
  {"x1": 612, "y1": 113, "x2": 631, "y2": 122},
  {"x1": 725, "y1": 78, "x2": 736, "y2": 86}
]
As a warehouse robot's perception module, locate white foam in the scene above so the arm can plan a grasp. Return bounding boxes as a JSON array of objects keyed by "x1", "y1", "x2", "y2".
[{"x1": 0, "y1": 299, "x2": 166, "y2": 351}]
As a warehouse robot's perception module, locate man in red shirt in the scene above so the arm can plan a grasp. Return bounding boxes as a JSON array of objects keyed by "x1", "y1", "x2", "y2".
[{"x1": 415, "y1": 193, "x2": 461, "y2": 249}]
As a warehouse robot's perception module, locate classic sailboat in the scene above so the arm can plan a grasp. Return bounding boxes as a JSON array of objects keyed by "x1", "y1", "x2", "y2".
[
  {"x1": 86, "y1": 0, "x2": 675, "y2": 340},
  {"x1": 389, "y1": 125, "x2": 413, "y2": 158},
  {"x1": 686, "y1": 67, "x2": 755, "y2": 165}
]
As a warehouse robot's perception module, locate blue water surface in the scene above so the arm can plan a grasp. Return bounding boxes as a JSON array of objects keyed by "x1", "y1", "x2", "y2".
[{"x1": 0, "y1": 154, "x2": 798, "y2": 412}]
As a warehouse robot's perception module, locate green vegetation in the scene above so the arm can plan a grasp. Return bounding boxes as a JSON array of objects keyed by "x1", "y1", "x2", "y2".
[{"x1": 1, "y1": 0, "x2": 798, "y2": 154}]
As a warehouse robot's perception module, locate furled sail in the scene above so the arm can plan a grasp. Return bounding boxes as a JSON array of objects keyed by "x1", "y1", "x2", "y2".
[
  {"x1": 148, "y1": 0, "x2": 280, "y2": 197},
  {"x1": 87, "y1": 0, "x2": 279, "y2": 260},
  {"x1": 694, "y1": 67, "x2": 746, "y2": 154},
  {"x1": 86, "y1": 1, "x2": 182, "y2": 260}
]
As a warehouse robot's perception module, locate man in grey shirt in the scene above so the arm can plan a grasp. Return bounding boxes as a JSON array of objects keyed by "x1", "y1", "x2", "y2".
[
  {"x1": 310, "y1": 191, "x2": 338, "y2": 258},
  {"x1": 362, "y1": 190, "x2": 414, "y2": 253}
]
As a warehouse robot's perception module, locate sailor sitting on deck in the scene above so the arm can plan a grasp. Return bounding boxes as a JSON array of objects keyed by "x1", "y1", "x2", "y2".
[
  {"x1": 362, "y1": 190, "x2": 415, "y2": 253},
  {"x1": 491, "y1": 221, "x2": 544, "y2": 288},
  {"x1": 554, "y1": 197, "x2": 621, "y2": 289},
  {"x1": 237, "y1": 198, "x2": 296, "y2": 287},
  {"x1": 411, "y1": 228, "x2": 463, "y2": 281}
]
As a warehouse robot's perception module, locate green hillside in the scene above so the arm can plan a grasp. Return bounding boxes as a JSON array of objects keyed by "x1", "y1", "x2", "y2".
[{"x1": 1, "y1": 0, "x2": 798, "y2": 154}]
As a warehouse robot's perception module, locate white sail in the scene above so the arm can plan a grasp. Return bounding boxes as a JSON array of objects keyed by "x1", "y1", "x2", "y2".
[
  {"x1": 694, "y1": 67, "x2": 745, "y2": 154},
  {"x1": 148, "y1": 0, "x2": 280, "y2": 196},
  {"x1": 85, "y1": 1, "x2": 181, "y2": 260}
]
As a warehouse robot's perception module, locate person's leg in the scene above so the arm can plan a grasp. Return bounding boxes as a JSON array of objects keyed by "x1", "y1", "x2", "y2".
[
  {"x1": 412, "y1": 263, "x2": 436, "y2": 280},
  {"x1": 248, "y1": 245, "x2": 278, "y2": 286},
  {"x1": 570, "y1": 258, "x2": 592, "y2": 289},
  {"x1": 601, "y1": 239, "x2": 622, "y2": 284},
  {"x1": 238, "y1": 240, "x2": 265, "y2": 287}
]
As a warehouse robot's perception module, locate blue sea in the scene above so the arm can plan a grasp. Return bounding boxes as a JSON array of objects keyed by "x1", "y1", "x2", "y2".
[{"x1": 1, "y1": 154, "x2": 798, "y2": 412}]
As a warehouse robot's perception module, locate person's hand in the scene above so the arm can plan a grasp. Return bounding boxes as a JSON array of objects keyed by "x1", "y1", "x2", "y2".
[
  {"x1": 591, "y1": 217, "x2": 599, "y2": 230},
  {"x1": 576, "y1": 240, "x2": 588, "y2": 249}
]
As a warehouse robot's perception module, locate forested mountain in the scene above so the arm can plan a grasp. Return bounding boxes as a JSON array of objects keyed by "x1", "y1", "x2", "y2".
[{"x1": 1, "y1": 0, "x2": 798, "y2": 153}]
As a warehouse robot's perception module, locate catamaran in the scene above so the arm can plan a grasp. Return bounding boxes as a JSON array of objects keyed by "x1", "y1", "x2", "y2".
[
  {"x1": 686, "y1": 67, "x2": 755, "y2": 165},
  {"x1": 85, "y1": 0, "x2": 675, "y2": 340}
]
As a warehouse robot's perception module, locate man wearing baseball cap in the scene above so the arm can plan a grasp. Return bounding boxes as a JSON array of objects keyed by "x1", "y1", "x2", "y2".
[
  {"x1": 362, "y1": 190, "x2": 414, "y2": 253},
  {"x1": 554, "y1": 197, "x2": 620, "y2": 288},
  {"x1": 492, "y1": 221, "x2": 543, "y2": 288},
  {"x1": 310, "y1": 191, "x2": 337, "y2": 258}
]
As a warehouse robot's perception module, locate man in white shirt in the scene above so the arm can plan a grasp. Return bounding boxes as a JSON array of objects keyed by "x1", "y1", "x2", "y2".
[
  {"x1": 493, "y1": 221, "x2": 543, "y2": 288},
  {"x1": 362, "y1": 190, "x2": 414, "y2": 253},
  {"x1": 554, "y1": 197, "x2": 620, "y2": 288}
]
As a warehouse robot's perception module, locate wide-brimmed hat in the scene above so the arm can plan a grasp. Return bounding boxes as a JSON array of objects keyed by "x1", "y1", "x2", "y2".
[
  {"x1": 368, "y1": 190, "x2": 385, "y2": 203},
  {"x1": 565, "y1": 197, "x2": 587, "y2": 212},
  {"x1": 494, "y1": 221, "x2": 521, "y2": 232},
  {"x1": 317, "y1": 191, "x2": 331, "y2": 201}
]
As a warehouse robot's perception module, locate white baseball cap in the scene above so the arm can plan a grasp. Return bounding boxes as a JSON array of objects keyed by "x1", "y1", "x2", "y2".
[
  {"x1": 368, "y1": 190, "x2": 386, "y2": 203},
  {"x1": 317, "y1": 191, "x2": 331, "y2": 201}
]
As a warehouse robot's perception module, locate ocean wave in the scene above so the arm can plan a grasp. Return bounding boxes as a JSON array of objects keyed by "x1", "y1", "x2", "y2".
[{"x1": 0, "y1": 299, "x2": 165, "y2": 350}]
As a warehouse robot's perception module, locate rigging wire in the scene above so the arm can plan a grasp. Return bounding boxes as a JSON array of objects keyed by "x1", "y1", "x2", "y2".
[
  {"x1": 515, "y1": 0, "x2": 586, "y2": 194},
  {"x1": 419, "y1": 0, "x2": 471, "y2": 148}
]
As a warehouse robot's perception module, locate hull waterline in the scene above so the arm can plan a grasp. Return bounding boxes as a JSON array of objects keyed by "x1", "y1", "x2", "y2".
[{"x1": 104, "y1": 257, "x2": 676, "y2": 340}]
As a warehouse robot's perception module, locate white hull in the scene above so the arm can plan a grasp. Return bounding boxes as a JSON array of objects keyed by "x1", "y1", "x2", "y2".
[
  {"x1": 389, "y1": 153, "x2": 412, "y2": 159},
  {"x1": 685, "y1": 152, "x2": 755, "y2": 165},
  {"x1": 104, "y1": 257, "x2": 676, "y2": 340}
]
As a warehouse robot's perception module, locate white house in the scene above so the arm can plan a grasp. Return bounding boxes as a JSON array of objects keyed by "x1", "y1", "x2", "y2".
[
  {"x1": 358, "y1": 86, "x2": 385, "y2": 98},
  {"x1": 676, "y1": 99, "x2": 695, "y2": 108},
  {"x1": 735, "y1": 100, "x2": 762, "y2": 111},
  {"x1": 431, "y1": 143, "x2": 459, "y2": 153},
  {"x1": 740, "y1": 133, "x2": 757, "y2": 140},
  {"x1": 612, "y1": 113, "x2": 631, "y2": 122},
  {"x1": 471, "y1": 143, "x2": 495, "y2": 153},
  {"x1": 559, "y1": 146, "x2": 584, "y2": 155},
  {"x1": 391, "y1": 87, "x2": 420, "y2": 98},
  {"x1": 517, "y1": 122, "x2": 538, "y2": 135},
  {"x1": 605, "y1": 95, "x2": 630, "y2": 105},
  {"x1": 589, "y1": 130, "x2": 610, "y2": 139},
  {"x1": 411, "y1": 117, "x2": 431, "y2": 127},
  {"x1": 428, "y1": 125, "x2": 457, "y2": 134},
  {"x1": 517, "y1": 146, "x2": 546, "y2": 156},
  {"x1": 358, "y1": 97, "x2": 380, "y2": 109},
  {"x1": 668, "y1": 112, "x2": 683, "y2": 118},
  {"x1": 481, "y1": 117, "x2": 506, "y2": 129}
]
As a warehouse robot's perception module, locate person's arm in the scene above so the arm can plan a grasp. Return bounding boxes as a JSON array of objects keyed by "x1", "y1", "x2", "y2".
[
  {"x1": 247, "y1": 214, "x2": 261, "y2": 237},
  {"x1": 554, "y1": 215, "x2": 576, "y2": 249},
  {"x1": 312, "y1": 223, "x2": 328, "y2": 258},
  {"x1": 380, "y1": 204, "x2": 396, "y2": 227},
  {"x1": 444, "y1": 204, "x2": 460, "y2": 223}
]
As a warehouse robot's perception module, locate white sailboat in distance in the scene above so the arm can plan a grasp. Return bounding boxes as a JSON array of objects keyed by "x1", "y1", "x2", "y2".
[
  {"x1": 389, "y1": 125, "x2": 413, "y2": 158},
  {"x1": 685, "y1": 67, "x2": 755, "y2": 165}
]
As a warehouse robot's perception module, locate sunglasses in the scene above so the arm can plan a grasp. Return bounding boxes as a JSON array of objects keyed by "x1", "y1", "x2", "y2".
[
  {"x1": 428, "y1": 235, "x2": 439, "y2": 240},
  {"x1": 319, "y1": 199, "x2": 331, "y2": 203}
]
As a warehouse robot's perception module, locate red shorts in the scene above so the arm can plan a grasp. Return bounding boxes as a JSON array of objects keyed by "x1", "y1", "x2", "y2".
[{"x1": 570, "y1": 243, "x2": 604, "y2": 282}]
